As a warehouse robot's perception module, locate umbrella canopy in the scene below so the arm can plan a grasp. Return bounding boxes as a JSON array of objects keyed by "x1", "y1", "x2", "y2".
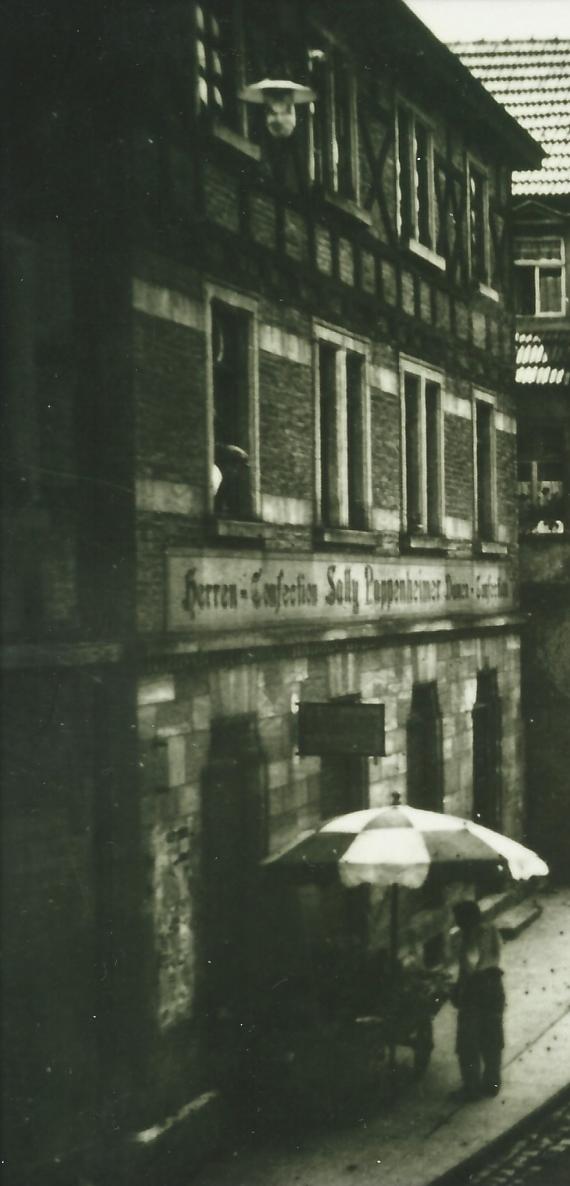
[{"x1": 262, "y1": 804, "x2": 549, "y2": 890}]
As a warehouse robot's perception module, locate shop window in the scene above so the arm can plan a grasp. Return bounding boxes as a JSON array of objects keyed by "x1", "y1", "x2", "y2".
[
  {"x1": 468, "y1": 161, "x2": 491, "y2": 287},
  {"x1": 407, "y1": 682, "x2": 444, "y2": 812},
  {"x1": 309, "y1": 45, "x2": 359, "y2": 201},
  {"x1": 474, "y1": 397, "x2": 496, "y2": 541},
  {"x1": 316, "y1": 328, "x2": 371, "y2": 530},
  {"x1": 209, "y1": 291, "x2": 258, "y2": 519},
  {"x1": 514, "y1": 237, "x2": 565, "y2": 316},
  {"x1": 518, "y1": 422, "x2": 566, "y2": 533},
  {"x1": 472, "y1": 669, "x2": 502, "y2": 830},
  {"x1": 194, "y1": 0, "x2": 247, "y2": 136},
  {"x1": 402, "y1": 363, "x2": 444, "y2": 537},
  {"x1": 397, "y1": 105, "x2": 440, "y2": 261}
]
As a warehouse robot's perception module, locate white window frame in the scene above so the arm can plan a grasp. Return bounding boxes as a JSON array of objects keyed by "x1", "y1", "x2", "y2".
[
  {"x1": 400, "y1": 356, "x2": 445, "y2": 538},
  {"x1": 396, "y1": 102, "x2": 445, "y2": 270},
  {"x1": 514, "y1": 235, "x2": 566, "y2": 317},
  {"x1": 314, "y1": 323, "x2": 372, "y2": 530},
  {"x1": 472, "y1": 387, "x2": 498, "y2": 542},
  {"x1": 467, "y1": 156, "x2": 495, "y2": 295},
  {"x1": 205, "y1": 283, "x2": 259, "y2": 518}
]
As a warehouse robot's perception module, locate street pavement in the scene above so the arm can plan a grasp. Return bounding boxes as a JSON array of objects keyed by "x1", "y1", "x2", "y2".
[
  {"x1": 448, "y1": 1089, "x2": 570, "y2": 1186},
  {"x1": 189, "y1": 887, "x2": 570, "y2": 1186}
]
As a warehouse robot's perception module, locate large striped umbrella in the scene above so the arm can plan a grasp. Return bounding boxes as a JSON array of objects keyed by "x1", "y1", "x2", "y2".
[{"x1": 262, "y1": 801, "x2": 548, "y2": 965}]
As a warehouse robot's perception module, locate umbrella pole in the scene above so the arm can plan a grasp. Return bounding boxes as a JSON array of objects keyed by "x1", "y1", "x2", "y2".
[
  {"x1": 390, "y1": 884, "x2": 399, "y2": 974},
  {"x1": 388, "y1": 884, "x2": 399, "y2": 1073}
]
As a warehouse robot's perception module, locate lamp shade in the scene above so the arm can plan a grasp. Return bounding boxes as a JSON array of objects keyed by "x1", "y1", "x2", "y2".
[{"x1": 239, "y1": 79, "x2": 316, "y2": 105}]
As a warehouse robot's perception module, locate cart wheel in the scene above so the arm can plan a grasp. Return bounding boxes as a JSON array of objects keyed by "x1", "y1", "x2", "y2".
[{"x1": 413, "y1": 1019, "x2": 433, "y2": 1078}]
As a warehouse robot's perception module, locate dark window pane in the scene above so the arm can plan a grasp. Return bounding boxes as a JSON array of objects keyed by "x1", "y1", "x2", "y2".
[
  {"x1": 415, "y1": 121, "x2": 431, "y2": 247},
  {"x1": 514, "y1": 266, "x2": 535, "y2": 314},
  {"x1": 212, "y1": 301, "x2": 251, "y2": 518},
  {"x1": 476, "y1": 401, "x2": 493, "y2": 538},
  {"x1": 405, "y1": 373, "x2": 421, "y2": 532},
  {"x1": 407, "y1": 682, "x2": 443, "y2": 811},
  {"x1": 346, "y1": 353, "x2": 365, "y2": 528},
  {"x1": 319, "y1": 344, "x2": 336, "y2": 525},
  {"x1": 425, "y1": 381, "x2": 440, "y2": 534},
  {"x1": 398, "y1": 108, "x2": 413, "y2": 239},
  {"x1": 470, "y1": 168, "x2": 486, "y2": 283},
  {"x1": 334, "y1": 58, "x2": 355, "y2": 199},
  {"x1": 539, "y1": 268, "x2": 562, "y2": 313}
]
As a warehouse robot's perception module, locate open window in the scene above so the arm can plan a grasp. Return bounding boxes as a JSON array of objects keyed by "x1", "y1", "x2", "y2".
[
  {"x1": 309, "y1": 44, "x2": 359, "y2": 202},
  {"x1": 316, "y1": 327, "x2": 371, "y2": 532},
  {"x1": 208, "y1": 288, "x2": 259, "y2": 521},
  {"x1": 194, "y1": 0, "x2": 248, "y2": 137},
  {"x1": 467, "y1": 160, "x2": 493, "y2": 291},
  {"x1": 401, "y1": 361, "x2": 444, "y2": 539},
  {"x1": 514, "y1": 236, "x2": 565, "y2": 317},
  {"x1": 396, "y1": 104, "x2": 444, "y2": 268}
]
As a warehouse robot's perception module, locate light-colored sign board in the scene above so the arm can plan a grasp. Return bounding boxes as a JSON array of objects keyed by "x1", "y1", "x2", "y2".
[{"x1": 166, "y1": 549, "x2": 513, "y2": 634}]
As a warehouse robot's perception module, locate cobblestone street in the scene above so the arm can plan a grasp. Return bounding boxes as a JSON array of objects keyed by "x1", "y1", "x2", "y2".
[{"x1": 451, "y1": 1091, "x2": 570, "y2": 1186}]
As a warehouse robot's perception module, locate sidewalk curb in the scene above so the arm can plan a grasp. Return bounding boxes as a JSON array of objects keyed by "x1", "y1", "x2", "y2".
[{"x1": 427, "y1": 1081, "x2": 570, "y2": 1186}]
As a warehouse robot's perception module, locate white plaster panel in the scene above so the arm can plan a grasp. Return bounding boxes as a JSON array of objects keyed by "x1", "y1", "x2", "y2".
[
  {"x1": 138, "y1": 676, "x2": 176, "y2": 706},
  {"x1": 136, "y1": 479, "x2": 204, "y2": 516},
  {"x1": 259, "y1": 324, "x2": 311, "y2": 365},
  {"x1": 443, "y1": 392, "x2": 472, "y2": 419},
  {"x1": 132, "y1": 278, "x2": 203, "y2": 331},
  {"x1": 369, "y1": 364, "x2": 398, "y2": 394},
  {"x1": 444, "y1": 516, "x2": 473, "y2": 540},
  {"x1": 261, "y1": 494, "x2": 313, "y2": 525}
]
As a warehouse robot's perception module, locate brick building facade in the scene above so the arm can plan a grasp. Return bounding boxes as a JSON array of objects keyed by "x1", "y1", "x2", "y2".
[
  {"x1": 2, "y1": 2, "x2": 542, "y2": 1182},
  {"x1": 452, "y1": 39, "x2": 570, "y2": 881}
]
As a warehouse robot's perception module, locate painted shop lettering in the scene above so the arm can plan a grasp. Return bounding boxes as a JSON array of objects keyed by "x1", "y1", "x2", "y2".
[
  {"x1": 182, "y1": 568, "x2": 238, "y2": 619},
  {"x1": 326, "y1": 566, "x2": 360, "y2": 614},
  {"x1": 364, "y1": 565, "x2": 442, "y2": 609},
  {"x1": 251, "y1": 569, "x2": 318, "y2": 613}
]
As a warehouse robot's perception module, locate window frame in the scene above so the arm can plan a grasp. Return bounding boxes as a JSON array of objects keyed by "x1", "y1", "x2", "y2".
[
  {"x1": 472, "y1": 387, "x2": 498, "y2": 543},
  {"x1": 395, "y1": 101, "x2": 445, "y2": 271},
  {"x1": 400, "y1": 356, "x2": 445, "y2": 540},
  {"x1": 314, "y1": 323, "x2": 372, "y2": 532},
  {"x1": 194, "y1": 0, "x2": 261, "y2": 157},
  {"x1": 205, "y1": 283, "x2": 259, "y2": 520},
  {"x1": 467, "y1": 156, "x2": 496, "y2": 297},
  {"x1": 308, "y1": 41, "x2": 360, "y2": 205},
  {"x1": 514, "y1": 235, "x2": 566, "y2": 318}
]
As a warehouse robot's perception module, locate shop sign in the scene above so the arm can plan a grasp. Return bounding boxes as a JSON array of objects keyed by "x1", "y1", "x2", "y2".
[
  {"x1": 298, "y1": 702, "x2": 385, "y2": 756},
  {"x1": 166, "y1": 549, "x2": 513, "y2": 634}
]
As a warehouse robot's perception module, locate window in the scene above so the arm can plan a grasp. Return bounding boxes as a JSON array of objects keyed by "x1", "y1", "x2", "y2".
[
  {"x1": 407, "y1": 682, "x2": 443, "y2": 811},
  {"x1": 309, "y1": 46, "x2": 359, "y2": 201},
  {"x1": 194, "y1": 0, "x2": 246, "y2": 135},
  {"x1": 472, "y1": 669, "x2": 502, "y2": 830},
  {"x1": 316, "y1": 329, "x2": 370, "y2": 530},
  {"x1": 397, "y1": 105, "x2": 439, "y2": 258},
  {"x1": 518, "y1": 422, "x2": 566, "y2": 533},
  {"x1": 209, "y1": 290, "x2": 258, "y2": 519},
  {"x1": 468, "y1": 162, "x2": 491, "y2": 286},
  {"x1": 514, "y1": 237, "x2": 565, "y2": 316},
  {"x1": 474, "y1": 396, "x2": 496, "y2": 540},
  {"x1": 401, "y1": 363, "x2": 443, "y2": 537}
]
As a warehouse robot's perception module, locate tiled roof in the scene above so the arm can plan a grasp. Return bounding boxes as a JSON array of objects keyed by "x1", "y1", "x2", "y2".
[
  {"x1": 516, "y1": 330, "x2": 570, "y2": 385},
  {"x1": 449, "y1": 40, "x2": 570, "y2": 196}
]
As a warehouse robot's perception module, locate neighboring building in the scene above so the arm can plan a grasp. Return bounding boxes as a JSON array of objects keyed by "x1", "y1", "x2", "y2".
[
  {"x1": 451, "y1": 39, "x2": 570, "y2": 881},
  {"x1": 2, "y1": 3, "x2": 541, "y2": 1182}
]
